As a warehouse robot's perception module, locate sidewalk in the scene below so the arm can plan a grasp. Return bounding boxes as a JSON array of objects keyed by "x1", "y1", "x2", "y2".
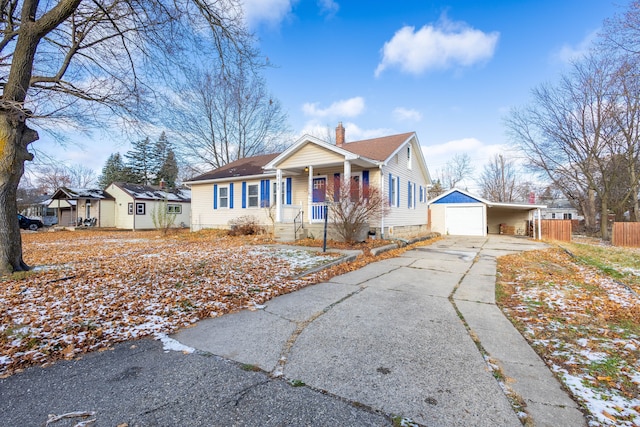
[{"x1": 173, "y1": 235, "x2": 585, "y2": 426}]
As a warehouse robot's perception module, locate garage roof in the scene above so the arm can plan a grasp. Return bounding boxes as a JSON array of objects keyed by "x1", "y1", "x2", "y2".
[{"x1": 428, "y1": 188, "x2": 546, "y2": 210}]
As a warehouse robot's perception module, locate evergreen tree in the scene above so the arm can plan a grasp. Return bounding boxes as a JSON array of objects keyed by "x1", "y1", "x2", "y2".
[
  {"x1": 125, "y1": 137, "x2": 154, "y2": 184},
  {"x1": 98, "y1": 153, "x2": 134, "y2": 188},
  {"x1": 157, "y1": 149, "x2": 179, "y2": 188},
  {"x1": 151, "y1": 132, "x2": 172, "y2": 185}
]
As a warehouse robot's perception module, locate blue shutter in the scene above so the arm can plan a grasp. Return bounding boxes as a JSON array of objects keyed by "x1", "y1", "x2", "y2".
[
  {"x1": 286, "y1": 178, "x2": 292, "y2": 205},
  {"x1": 388, "y1": 174, "x2": 393, "y2": 205},
  {"x1": 213, "y1": 185, "x2": 218, "y2": 209},
  {"x1": 408, "y1": 182, "x2": 411, "y2": 208},
  {"x1": 362, "y1": 170, "x2": 369, "y2": 198},
  {"x1": 229, "y1": 183, "x2": 234, "y2": 209},
  {"x1": 260, "y1": 179, "x2": 270, "y2": 207},
  {"x1": 397, "y1": 177, "x2": 400, "y2": 207},
  {"x1": 242, "y1": 182, "x2": 247, "y2": 208}
]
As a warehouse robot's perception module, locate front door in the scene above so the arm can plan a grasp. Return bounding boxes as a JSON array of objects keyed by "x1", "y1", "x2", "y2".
[{"x1": 311, "y1": 177, "x2": 326, "y2": 221}]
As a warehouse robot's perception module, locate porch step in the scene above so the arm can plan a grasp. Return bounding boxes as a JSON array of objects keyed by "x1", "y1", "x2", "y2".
[{"x1": 273, "y1": 224, "x2": 307, "y2": 242}]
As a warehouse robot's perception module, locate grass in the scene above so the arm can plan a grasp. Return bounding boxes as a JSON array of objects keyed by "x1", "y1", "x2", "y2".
[{"x1": 496, "y1": 243, "x2": 640, "y2": 426}]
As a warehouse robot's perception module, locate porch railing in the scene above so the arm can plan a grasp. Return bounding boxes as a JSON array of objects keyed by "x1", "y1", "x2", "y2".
[{"x1": 310, "y1": 202, "x2": 326, "y2": 222}]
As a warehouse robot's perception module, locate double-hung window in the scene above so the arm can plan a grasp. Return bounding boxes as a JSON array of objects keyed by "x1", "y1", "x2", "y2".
[
  {"x1": 219, "y1": 187, "x2": 229, "y2": 208},
  {"x1": 248, "y1": 184, "x2": 259, "y2": 208},
  {"x1": 390, "y1": 175, "x2": 397, "y2": 207}
]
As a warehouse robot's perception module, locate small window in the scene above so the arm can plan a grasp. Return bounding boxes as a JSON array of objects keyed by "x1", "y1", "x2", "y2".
[
  {"x1": 564, "y1": 213, "x2": 572, "y2": 220},
  {"x1": 390, "y1": 175, "x2": 397, "y2": 207},
  {"x1": 219, "y1": 187, "x2": 228, "y2": 208},
  {"x1": 167, "y1": 204, "x2": 182, "y2": 214},
  {"x1": 551, "y1": 213, "x2": 556, "y2": 219},
  {"x1": 350, "y1": 175, "x2": 360, "y2": 202},
  {"x1": 407, "y1": 145, "x2": 412, "y2": 169},
  {"x1": 248, "y1": 184, "x2": 259, "y2": 207},
  {"x1": 136, "y1": 203, "x2": 146, "y2": 215},
  {"x1": 128, "y1": 203, "x2": 134, "y2": 215}
]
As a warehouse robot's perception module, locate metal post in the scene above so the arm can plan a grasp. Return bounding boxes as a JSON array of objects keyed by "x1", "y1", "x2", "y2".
[{"x1": 323, "y1": 204, "x2": 328, "y2": 252}]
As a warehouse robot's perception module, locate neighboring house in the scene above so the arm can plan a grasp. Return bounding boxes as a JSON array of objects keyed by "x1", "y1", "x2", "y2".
[
  {"x1": 540, "y1": 199, "x2": 583, "y2": 221},
  {"x1": 427, "y1": 188, "x2": 546, "y2": 238},
  {"x1": 105, "y1": 182, "x2": 191, "y2": 230},
  {"x1": 20, "y1": 194, "x2": 58, "y2": 226},
  {"x1": 49, "y1": 187, "x2": 115, "y2": 227},
  {"x1": 185, "y1": 123, "x2": 432, "y2": 240}
]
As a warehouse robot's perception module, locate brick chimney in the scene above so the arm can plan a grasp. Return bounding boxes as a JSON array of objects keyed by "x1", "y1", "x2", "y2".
[{"x1": 336, "y1": 122, "x2": 345, "y2": 147}]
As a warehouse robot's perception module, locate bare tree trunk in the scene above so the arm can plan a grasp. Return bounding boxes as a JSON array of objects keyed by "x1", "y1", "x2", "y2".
[
  {"x1": 600, "y1": 199, "x2": 610, "y2": 240},
  {"x1": 0, "y1": 112, "x2": 38, "y2": 275}
]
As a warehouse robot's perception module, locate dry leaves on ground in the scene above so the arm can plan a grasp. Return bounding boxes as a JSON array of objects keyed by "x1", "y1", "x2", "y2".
[
  {"x1": 1, "y1": 229, "x2": 438, "y2": 378},
  {"x1": 0, "y1": 230, "x2": 341, "y2": 377},
  {"x1": 497, "y1": 247, "x2": 640, "y2": 427}
]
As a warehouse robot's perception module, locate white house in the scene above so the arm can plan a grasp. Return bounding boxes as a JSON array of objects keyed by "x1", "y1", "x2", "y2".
[
  {"x1": 185, "y1": 123, "x2": 433, "y2": 240},
  {"x1": 105, "y1": 182, "x2": 191, "y2": 230}
]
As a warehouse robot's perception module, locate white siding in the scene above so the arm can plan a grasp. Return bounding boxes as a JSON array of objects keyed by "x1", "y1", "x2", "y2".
[
  {"x1": 190, "y1": 179, "x2": 276, "y2": 231},
  {"x1": 379, "y1": 137, "x2": 431, "y2": 234}
]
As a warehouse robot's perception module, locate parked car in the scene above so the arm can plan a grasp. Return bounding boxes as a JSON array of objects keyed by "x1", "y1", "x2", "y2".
[{"x1": 18, "y1": 214, "x2": 44, "y2": 231}]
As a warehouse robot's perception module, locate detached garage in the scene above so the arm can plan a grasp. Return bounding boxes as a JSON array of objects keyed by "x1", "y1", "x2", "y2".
[{"x1": 427, "y1": 189, "x2": 546, "y2": 238}]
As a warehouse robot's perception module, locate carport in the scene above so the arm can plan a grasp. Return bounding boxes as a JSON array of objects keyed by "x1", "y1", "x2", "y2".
[{"x1": 427, "y1": 189, "x2": 546, "y2": 239}]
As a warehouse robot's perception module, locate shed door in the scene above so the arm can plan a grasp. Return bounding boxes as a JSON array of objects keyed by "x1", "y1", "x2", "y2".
[{"x1": 445, "y1": 206, "x2": 484, "y2": 236}]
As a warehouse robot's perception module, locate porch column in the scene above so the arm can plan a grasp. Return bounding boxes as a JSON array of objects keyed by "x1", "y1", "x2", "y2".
[
  {"x1": 307, "y1": 165, "x2": 313, "y2": 222},
  {"x1": 276, "y1": 168, "x2": 283, "y2": 222},
  {"x1": 537, "y1": 208, "x2": 542, "y2": 240},
  {"x1": 343, "y1": 160, "x2": 351, "y2": 186}
]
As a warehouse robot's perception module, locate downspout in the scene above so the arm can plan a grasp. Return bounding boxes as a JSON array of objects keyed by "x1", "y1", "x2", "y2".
[{"x1": 379, "y1": 164, "x2": 385, "y2": 239}]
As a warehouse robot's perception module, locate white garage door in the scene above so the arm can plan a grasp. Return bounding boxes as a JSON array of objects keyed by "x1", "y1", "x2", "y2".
[{"x1": 445, "y1": 206, "x2": 484, "y2": 236}]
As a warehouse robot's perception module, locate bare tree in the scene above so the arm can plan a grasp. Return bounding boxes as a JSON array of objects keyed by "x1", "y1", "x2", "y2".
[
  {"x1": 439, "y1": 153, "x2": 474, "y2": 190},
  {"x1": 0, "y1": 0, "x2": 253, "y2": 274},
  {"x1": 506, "y1": 53, "x2": 621, "y2": 239},
  {"x1": 327, "y1": 178, "x2": 388, "y2": 243},
  {"x1": 479, "y1": 154, "x2": 524, "y2": 202},
  {"x1": 168, "y1": 61, "x2": 289, "y2": 172}
]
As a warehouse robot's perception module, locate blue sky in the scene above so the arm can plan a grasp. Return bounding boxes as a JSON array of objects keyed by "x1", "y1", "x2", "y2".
[{"x1": 35, "y1": 0, "x2": 623, "y2": 186}]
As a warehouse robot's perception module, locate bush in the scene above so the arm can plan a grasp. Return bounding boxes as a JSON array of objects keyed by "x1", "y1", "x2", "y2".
[{"x1": 228, "y1": 215, "x2": 264, "y2": 236}]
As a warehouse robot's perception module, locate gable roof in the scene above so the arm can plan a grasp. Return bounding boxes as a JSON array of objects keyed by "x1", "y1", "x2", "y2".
[
  {"x1": 185, "y1": 130, "x2": 428, "y2": 184},
  {"x1": 112, "y1": 182, "x2": 191, "y2": 202},
  {"x1": 187, "y1": 153, "x2": 280, "y2": 183},
  {"x1": 340, "y1": 132, "x2": 415, "y2": 162},
  {"x1": 51, "y1": 187, "x2": 114, "y2": 200},
  {"x1": 428, "y1": 188, "x2": 546, "y2": 210}
]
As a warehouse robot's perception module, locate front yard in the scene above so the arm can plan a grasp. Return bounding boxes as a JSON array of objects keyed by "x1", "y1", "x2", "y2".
[
  {"x1": 0, "y1": 229, "x2": 357, "y2": 377},
  {"x1": 497, "y1": 240, "x2": 640, "y2": 427}
]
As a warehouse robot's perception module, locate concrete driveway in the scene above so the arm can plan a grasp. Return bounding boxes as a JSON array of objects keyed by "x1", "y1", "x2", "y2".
[{"x1": 173, "y1": 235, "x2": 585, "y2": 426}]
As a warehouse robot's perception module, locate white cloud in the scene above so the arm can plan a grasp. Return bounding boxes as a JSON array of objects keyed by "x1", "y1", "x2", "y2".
[
  {"x1": 242, "y1": 0, "x2": 296, "y2": 30},
  {"x1": 393, "y1": 107, "x2": 422, "y2": 122},
  {"x1": 375, "y1": 16, "x2": 499, "y2": 77},
  {"x1": 298, "y1": 120, "x2": 392, "y2": 143},
  {"x1": 302, "y1": 96, "x2": 365, "y2": 118},
  {"x1": 318, "y1": 0, "x2": 339, "y2": 18},
  {"x1": 553, "y1": 30, "x2": 597, "y2": 64}
]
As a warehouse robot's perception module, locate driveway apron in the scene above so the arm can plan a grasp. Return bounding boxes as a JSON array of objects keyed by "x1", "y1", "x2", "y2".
[{"x1": 173, "y1": 235, "x2": 585, "y2": 427}]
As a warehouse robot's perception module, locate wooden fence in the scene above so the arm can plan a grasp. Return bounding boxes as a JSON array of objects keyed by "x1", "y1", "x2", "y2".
[
  {"x1": 541, "y1": 219, "x2": 572, "y2": 242},
  {"x1": 612, "y1": 222, "x2": 640, "y2": 248}
]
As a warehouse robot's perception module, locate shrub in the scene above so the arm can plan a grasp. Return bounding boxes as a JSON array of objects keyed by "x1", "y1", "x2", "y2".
[{"x1": 228, "y1": 215, "x2": 264, "y2": 236}]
